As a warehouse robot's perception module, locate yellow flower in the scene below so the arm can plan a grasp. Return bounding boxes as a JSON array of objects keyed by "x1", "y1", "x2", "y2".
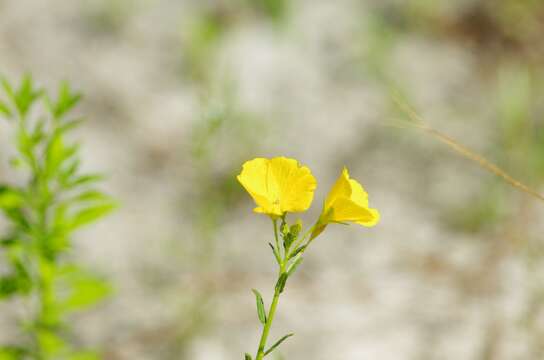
[
  {"x1": 312, "y1": 167, "x2": 379, "y2": 238},
  {"x1": 237, "y1": 157, "x2": 317, "y2": 218}
]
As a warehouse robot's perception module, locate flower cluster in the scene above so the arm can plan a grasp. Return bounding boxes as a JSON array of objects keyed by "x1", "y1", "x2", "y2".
[{"x1": 237, "y1": 156, "x2": 380, "y2": 239}]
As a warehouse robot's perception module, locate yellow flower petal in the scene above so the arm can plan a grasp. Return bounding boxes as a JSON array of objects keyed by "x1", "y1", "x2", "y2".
[
  {"x1": 356, "y1": 208, "x2": 380, "y2": 227},
  {"x1": 237, "y1": 157, "x2": 317, "y2": 217},
  {"x1": 348, "y1": 178, "x2": 369, "y2": 208},
  {"x1": 324, "y1": 167, "x2": 351, "y2": 210},
  {"x1": 329, "y1": 198, "x2": 375, "y2": 223},
  {"x1": 313, "y1": 167, "x2": 379, "y2": 238}
]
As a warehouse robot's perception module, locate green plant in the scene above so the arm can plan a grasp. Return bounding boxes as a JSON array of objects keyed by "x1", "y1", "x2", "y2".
[
  {"x1": 238, "y1": 158, "x2": 380, "y2": 359},
  {"x1": 0, "y1": 76, "x2": 115, "y2": 359}
]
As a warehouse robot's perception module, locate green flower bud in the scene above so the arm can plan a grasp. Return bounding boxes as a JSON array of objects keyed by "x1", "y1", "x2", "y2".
[{"x1": 289, "y1": 220, "x2": 302, "y2": 238}]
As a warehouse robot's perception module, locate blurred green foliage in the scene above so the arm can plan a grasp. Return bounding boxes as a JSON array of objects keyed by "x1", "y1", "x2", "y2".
[
  {"x1": 0, "y1": 76, "x2": 115, "y2": 359},
  {"x1": 181, "y1": 10, "x2": 228, "y2": 84},
  {"x1": 82, "y1": 0, "x2": 135, "y2": 35},
  {"x1": 166, "y1": 92, "x2": 264, "y2": 357},
  {"x1": 249, "y1": 0, "x2": 289, "y2": 24},
  {"x1": 180, "y1": 1, "x2": 290, "y2": 84}
]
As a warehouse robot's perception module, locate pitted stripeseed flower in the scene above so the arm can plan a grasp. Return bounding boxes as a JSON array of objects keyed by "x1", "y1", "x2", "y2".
[
  {"x1": 311, "y1": 167, "x2": 379, "y2": 239},
  {"x1": 237, "y1": 157, "x2": 317, "y2": 218}
]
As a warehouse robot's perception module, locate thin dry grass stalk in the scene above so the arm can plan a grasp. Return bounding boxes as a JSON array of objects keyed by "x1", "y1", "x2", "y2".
[{"x1": 392, "y1": 96, "x2": 544, "y2": 203}]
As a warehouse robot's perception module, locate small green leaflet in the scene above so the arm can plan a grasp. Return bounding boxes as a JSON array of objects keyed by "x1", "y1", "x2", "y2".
[{"x1": 251, "y1": 289, "x2": 267, "y2": 324}]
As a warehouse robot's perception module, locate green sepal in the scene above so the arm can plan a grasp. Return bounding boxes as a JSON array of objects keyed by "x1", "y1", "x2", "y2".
[
  {"x1": 264, "y1": 333, "x2": 294, "y2": 356},
  {"x1": 251, "y1": 289, "x2": 267, "y2": 324},
  {"x1": 244, "y1": 353, "x2": 253, "y2": 360},
  {"x1": 290, "y1": 220, "x2": 302, "y2": 238}
]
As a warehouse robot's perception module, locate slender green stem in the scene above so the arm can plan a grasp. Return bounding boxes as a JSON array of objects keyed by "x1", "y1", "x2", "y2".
[
  {"x1": 253, "y1": 217, "x2": 318, "y2": 359},
  {"x1": 255, "y1": 220, "x2": 286, "y2": 360},
  {"x1": 255, "y1": 278, "x2": 282, "y2": 360}
]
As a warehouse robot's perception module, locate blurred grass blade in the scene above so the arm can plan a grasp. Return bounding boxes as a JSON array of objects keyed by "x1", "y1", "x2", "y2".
[{"x1": 393, "y1": 95, "x2": 544, "y2": 203}]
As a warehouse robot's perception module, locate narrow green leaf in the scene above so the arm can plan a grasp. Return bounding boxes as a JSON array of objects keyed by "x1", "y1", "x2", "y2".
[
  {"x1": 45, "y1": 133, "x2": 65, "y2": 176},
  {"x1": 268, "y1": 242, "x2": 281, "y2": 264},
  {"x1": 70, "y1": 190, "x2": 110, "y2": 203},
  {"x1": 59, "y1": 118, "x2": 84, "y2": 133},
  {"x1": 51, "y1": 81, "x2": 82, "y2": 119},
  {"x1": 60, "y1": 268, "x2": 112, "y2": 312},
  {"x1": 60, "y1": 159, "x2": 81, "y2": 183},
  {"x1": 0, "y1": 99, "x2": 11, "y2": 118},
  {"x1": 14, "y1": 74, "x2": 41, "y2": 117},
  {"x1": 264, "y1": 333, "x2": 294, "y2": 356},
  {"x1": 2, "y1": 207, "x2": 30, "y2": 230},
  {"x1": 68, "y1": 203, "x2": 116, "y2": 230},
  {"x1": 288, "y1": 244, "x2": 306, "y2": 260},
  {"x1": 0, "y1": 186, "x2": 24, "y2": 210},
  {"x1": 1, "y1": 77, "x2": 15, "y2": 100},
  {"x1": 66, "y1": 174, "x2": 104, "y2": 188},
  {"x1": 251, "y1": 289, "x2": 267, "y2": 324},
  {"x1": 286, "y1": 254, "x2": 303, "y2": 277},
  {"x1": 275, "y1": 273, "x2": 288, "y2": 294},
  {"x1": 244, "y1": 353, "x2": 253, "y2": 360},
  {"x1": 30, "y1": 118, "x2": 46, "y2": 144}
]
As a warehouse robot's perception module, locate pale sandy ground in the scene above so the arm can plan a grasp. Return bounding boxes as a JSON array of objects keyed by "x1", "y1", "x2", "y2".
[{"x1": 1, "y1": 1, "x2": 544, "y2": 359}]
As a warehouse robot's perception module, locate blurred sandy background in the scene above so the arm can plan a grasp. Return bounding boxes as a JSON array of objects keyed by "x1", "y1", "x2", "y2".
[{"x1": 2, "y1": 0, "x2": 544, "y2": 359}]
